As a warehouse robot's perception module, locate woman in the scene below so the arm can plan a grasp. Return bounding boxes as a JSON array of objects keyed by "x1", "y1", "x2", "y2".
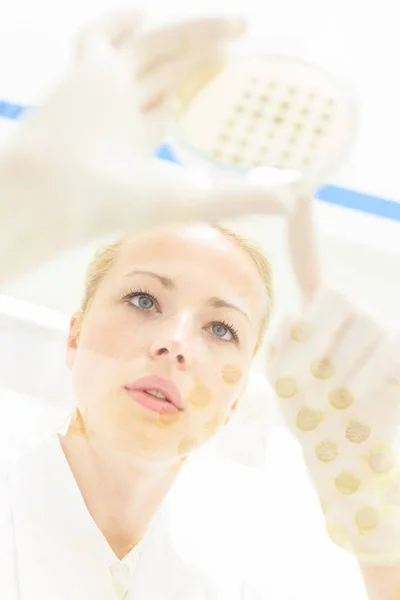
[
  {"x1": 0, "y1": 9, "x2": 397, "y2": 600},
  {"x1": 0, "y1": 11, "x2": 286, "y2": 600},
  {"x1": 1, "y1": 222, "x2": 275, "y2": 600}
]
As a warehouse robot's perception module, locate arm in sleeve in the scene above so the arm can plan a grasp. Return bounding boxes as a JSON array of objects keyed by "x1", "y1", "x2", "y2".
[{"x1": 0, "y1": 54, "x2": 154, "y2": 283}]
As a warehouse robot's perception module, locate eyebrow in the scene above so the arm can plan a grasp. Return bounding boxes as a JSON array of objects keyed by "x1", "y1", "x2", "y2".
[
  {"x1": 206, "y1": 296, "x2": 250, "y2": 323},
  {"x1": 124, "y1": 270, "x2": 250, "y2": 322},
  {"x1": 124, "y1": 269, "x2": 175, "y2": 290}
]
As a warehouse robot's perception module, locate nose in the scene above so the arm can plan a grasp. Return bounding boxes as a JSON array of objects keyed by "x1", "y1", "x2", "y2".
[
  {"x1": 148, "y1": 315, "x2": 191, "y2": 370},
  {"x1": 149, "y1": 341, "x2": 186, "y2": 368}
]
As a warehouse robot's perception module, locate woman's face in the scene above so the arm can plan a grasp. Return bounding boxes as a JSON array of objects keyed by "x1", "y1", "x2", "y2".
[{"x1": 67, "y1": 224, "x2": 268, "y2": 462}]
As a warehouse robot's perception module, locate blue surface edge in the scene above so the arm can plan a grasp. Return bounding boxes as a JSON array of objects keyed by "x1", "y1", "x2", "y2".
[{"x1": 2, "y1": 99, "x2": 399, "y2": 223}]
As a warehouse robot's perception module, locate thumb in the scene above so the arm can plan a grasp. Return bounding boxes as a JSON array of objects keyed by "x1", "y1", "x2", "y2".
[
  {"x1": 75, "y1": 11, "x2": 144, "y2": 64},
  {"x1": 192, "y1": 178, "x2": 309, "y2": 223},
  {"x1": 133, "y1": 163, "x2": 310, "y2": 226}
]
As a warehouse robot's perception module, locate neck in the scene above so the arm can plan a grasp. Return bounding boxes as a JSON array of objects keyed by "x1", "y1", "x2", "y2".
[{"x1": 58, "y1": 419, "x2": 182, "y2": 560}]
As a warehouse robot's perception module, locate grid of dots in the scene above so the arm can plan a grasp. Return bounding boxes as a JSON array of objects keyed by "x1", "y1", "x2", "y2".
[{"x1": 209, "y1": 75, "x2": 338, "y2": 172}]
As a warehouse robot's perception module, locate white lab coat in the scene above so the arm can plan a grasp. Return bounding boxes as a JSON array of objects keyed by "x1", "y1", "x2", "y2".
[
  {"x1": 0, "y1": 434, "x2": 241, "y2": 600},
  {"x1": 0, "y1": 296, "x2": 368, "y2": 600}
]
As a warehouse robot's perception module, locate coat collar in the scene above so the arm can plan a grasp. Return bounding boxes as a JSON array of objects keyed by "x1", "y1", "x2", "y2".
[{"x1": 6, "y1": 435, "x2": 201, "y2": 600}]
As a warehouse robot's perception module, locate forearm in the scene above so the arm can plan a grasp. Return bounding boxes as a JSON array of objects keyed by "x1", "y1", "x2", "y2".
[
  {"x1": 0, "y1": 149, "x2": 95, "y2": 282},
  {"x1": 0, "y1": 52, "x2": 149, "y2": 283},
  {"x1": 10, "y1": 46, "x2": 142, "y2": 163},
  {"x1": 0, "y1": 18, "x2": 295, "y2": 284}
]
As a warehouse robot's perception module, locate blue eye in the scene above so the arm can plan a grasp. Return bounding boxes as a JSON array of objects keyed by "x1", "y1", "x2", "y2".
[
  {"x1": 212, "y1": 324, "x2": 231, "y2": 340},
  {"x1": 123, "y1": 289, "x2": 160, "y2": 312},
  {"x1": 133, "y1": 294, "x2": 155, "y2": 311},
  {"x1": 208, "y1": 321, "x2": 239, "y2": 343}
]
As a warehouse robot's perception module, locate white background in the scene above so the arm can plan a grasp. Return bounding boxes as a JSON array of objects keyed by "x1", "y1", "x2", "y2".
[{"x1": 0, "y1": 1, "x2": 399, "y2": 597}]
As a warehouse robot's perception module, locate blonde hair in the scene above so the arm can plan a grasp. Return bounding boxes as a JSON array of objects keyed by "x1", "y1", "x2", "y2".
[{"x1": 79, "y1": 227, "x2": 273, "y2": 351}]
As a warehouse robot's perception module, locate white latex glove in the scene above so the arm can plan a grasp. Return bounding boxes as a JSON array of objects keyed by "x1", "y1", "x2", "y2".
[
  {"x1": 264, "y1": 192, "x2": 400, "y2": 565},
  {"x1": 0, "y1": 11, "x2": 296, "y2": 283},
  {"x1": 285, "y1": 191, "x2": 323, "y2": 307},
  {"x1": 30, "y1": 11, "x2": 247, "y2": 161}
]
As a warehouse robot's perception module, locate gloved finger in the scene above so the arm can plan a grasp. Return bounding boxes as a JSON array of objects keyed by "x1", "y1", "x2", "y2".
[
  {"x1": 341, "y1": 335, "x2": 400, "y2": 446},
  {"x1": 264, "y1": 290, "x2": 358, "y2": 402},
  {"x1": 136, "y1": 39, "x2": 225, "y2": 83},
  {"x1": 136, "y1": 46, "x2": 226, "y2": 112},
  {"x1": 281, "y1": 308, "x2": 384, "y2": 393},
  {"x1": 286, "y1": 193, "x2": 322, "y2": 307},
  {"x1": 131, "y1": 47, "x2": 227, "y2": 151},
  {"x1": 330, "y1": 314, "x2": 384, "y2": 386},
  {"x1": 348, "y1": 329, "x2": 400, "y2": 402},
  {"x1": 135, "y1": 16, "x2": 246, "y2": 76},
  {"x1": 303, "y1": 311, "x2": 383, "y2": 412},
  {"x1": 89, "y1": 157, "x2": 292, "y2": 233},
  {"x1": 179, "y1": 179, "x2": 298, "y2": 223},
  {"x1": 75, "y1": 10, "x2": 144, "y2": 62}
]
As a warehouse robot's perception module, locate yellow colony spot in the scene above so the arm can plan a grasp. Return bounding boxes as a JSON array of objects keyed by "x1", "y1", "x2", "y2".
[
  {"x1": 275, "y1": 377, "x2": 298, "y2": 398},
  {"x1": 345, "y1": 420, "x2": 370, "y2": 444},
  {"x1": 290, "y1": 321, "x2": 313, "y2": 342},
  {"x1": 158, "y1": 410, "x2": 180, "y2": 427},
  {"x1": 187, "y1": 385, "x2": 213, "y2": 408},
  {"x1": 315, "y1": 440, "x2": 338, "y2": 462},
  {"x1": 178, "y1": 437, "x2": 198, "y2": 456},
  {"x1": 204, "y1": 412, "x2": 224, "y2": 438},
  {"x1": 329, "y1": 387, "x2": 354, "y2": 410},
  {"x1": 335, "y1": 473, "x2": 361, "y2": 495},
  {"x1": 355, "y1": 507, "x2": 380, "y2": 532},
  {"x1": 296, "y1": 407, "x2": 323, "y2": 431},
  {"x1": 310, "y1": 357, "x2": 334, "y2": 379},
  {"x1": 368, "y1": 446, "x2": 395, "y2": 475},
  {"x1": 221, "y1": 363, "x2": 243, "y2": 385}
]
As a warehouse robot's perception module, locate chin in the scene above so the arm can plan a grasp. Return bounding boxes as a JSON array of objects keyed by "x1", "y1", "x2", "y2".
[
  {"x1": 105, "y1": 424, "x2": 187, "y2": 464},
  {"x1": 99, "y1": 397, "x2": 204, "y2": 461}
]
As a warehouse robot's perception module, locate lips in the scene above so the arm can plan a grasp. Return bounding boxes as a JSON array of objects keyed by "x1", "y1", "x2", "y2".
[{"x1": 125, "y1": 375, "x2": 184, "y2": 411}]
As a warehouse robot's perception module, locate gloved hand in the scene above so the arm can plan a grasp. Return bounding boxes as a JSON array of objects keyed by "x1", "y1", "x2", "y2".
[
  {"x1": 29, "y1": 11, "x2": 247, "y2": 161},
  {"x1": 0, "y1": 11, "x2": 296, "y2": 283},
  {"x1": 265, "y1": 192, "x2": 400, "y2": 565}
]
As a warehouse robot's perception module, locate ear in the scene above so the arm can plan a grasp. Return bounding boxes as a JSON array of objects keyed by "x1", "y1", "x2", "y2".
[{"x1": 66, "y1": 311, "x2": 82, "y2": 370}]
